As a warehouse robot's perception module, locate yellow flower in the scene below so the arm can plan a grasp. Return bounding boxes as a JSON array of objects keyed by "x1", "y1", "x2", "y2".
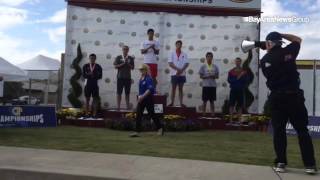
[{"x1": 164, "y1": 115, "x2": 185, "y2": 121}]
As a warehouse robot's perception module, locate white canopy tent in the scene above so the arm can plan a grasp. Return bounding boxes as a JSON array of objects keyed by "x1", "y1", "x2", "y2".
[
  {"x1": 0, "y1": 57, "x2": 28, "y2": 98},
  {"x1": 18, "y1": 55, "x2": 60, "y2": 79},
  {"x1": 0, "y1": 57, "x2": 28, "y2": 81},
  {"x1": 17, "y1": 55, "x2": 61, "y2": 104}
]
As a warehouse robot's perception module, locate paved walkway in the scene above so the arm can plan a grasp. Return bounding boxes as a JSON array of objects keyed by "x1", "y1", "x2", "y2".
[{"x1": 0, "y1": 146, "x2": 317, "y2": 180}]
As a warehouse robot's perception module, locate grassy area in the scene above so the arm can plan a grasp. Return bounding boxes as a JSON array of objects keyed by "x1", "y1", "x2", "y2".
[{"x1": 0, "y1": 126, "x2": 319, "y2": 168}]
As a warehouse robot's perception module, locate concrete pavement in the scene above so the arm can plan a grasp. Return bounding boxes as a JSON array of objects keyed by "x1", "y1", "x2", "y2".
[{"x1": 0, "y1": 146, "x2": 317, "y2": 180}]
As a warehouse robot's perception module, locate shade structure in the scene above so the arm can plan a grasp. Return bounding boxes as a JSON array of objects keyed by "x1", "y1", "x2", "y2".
[
  {"x1": 17, "y1": 55, "x2": 61, "y2": 105},
  {"x1": 18, "y1": 55, "x2": 60, "y2": 80},
  {"x1": 0, "y1": 57, "x2": 27, "y2": 81},
  {"x1": 18, "y1": 55, "x2": 60, "y2": 71}
]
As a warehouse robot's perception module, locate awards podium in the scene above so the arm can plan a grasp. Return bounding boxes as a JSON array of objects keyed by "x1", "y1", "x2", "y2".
[{"x1": 60, "y1": 94, "x2": 228, "y2": 129}]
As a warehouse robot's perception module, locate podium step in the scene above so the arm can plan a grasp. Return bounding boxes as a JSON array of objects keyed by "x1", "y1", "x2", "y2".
[
  {"x1": 165, "y1": 106, "x2": 197, "y2": 118},
  {"x1": 102, "y1": 109, "x2": 134, "y2": 119},
  {"x1": 61, "y1": 118, "x2": 105, "y2": 128},
  {"x1": 103, "y1": 106, "x2": 199, "y2": 119}
]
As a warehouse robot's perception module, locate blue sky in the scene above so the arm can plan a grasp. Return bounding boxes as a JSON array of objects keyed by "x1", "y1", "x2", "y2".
[
  {"x1": 0, "y1": 0, "x2": 319, "y2": 64},
  {"x1": 0, "y1": 0, "x2": 66, "y2": 64}
]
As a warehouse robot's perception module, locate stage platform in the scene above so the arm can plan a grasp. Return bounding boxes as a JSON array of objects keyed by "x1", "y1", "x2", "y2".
[
  {"x1": 59, "y1": 106, "x2": 268, "y2": 132},
  {"x1": 59, "y1": 95, "x2": 268, "y2": 131},
  {"x1": 103, "y1": 106, "x2": 200, "y2": 118},
  {"x1": 60, "y1": 118, "x2": 105, "y2": 128}
]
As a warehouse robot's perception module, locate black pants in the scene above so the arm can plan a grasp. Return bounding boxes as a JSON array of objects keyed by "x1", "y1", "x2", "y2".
[
  {"x1": 269, "y1": 90, "x2": 316, "y2": 167},
  {"x1": 229, "y1": 88, "x2": 244, "y2": 107},
  {"x1": 84, "y1": 85, "x2": 99, "y2": 98},
  {"x1": 135, "y1": 95, "x2": 162, "y2": 132}
]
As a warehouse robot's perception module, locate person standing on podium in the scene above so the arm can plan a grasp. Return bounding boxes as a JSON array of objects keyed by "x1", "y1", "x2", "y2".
[
  {"x1": 82, "y1": 54, "x2": 103, "y2": 118},
  {"x1": 140, "y1": 28, "x2": 160, "y2": 89},
  {"x1": 114, "y1": 45, "x2": 135, "y2": 111},
  {"x1": 168, "y1": 40, "x2": 189, "y2": 107},
  {"x1": 199, "y1": 52, "x2": 219, "y2": 116},
  {"x1": 227, "y1": 57, "x2": 248, "y2": 122}
]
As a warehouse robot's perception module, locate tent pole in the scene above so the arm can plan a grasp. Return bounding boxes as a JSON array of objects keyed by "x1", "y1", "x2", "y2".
[
  {"x1": 44, "y1": 72, "x2": 50, "y2": 105},
  {"x1": 313, "y1": 60, "x2": 316, "y2": 116},
  {"x1": 29, "y1": 79, "x2": 32, "y2": 104}
]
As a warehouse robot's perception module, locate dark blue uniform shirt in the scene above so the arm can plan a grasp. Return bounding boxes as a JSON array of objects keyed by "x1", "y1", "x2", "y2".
[
  {"x1": 139, "y1": 75, "x2": 155, "y2": 96},
  {"x1": 260, "y1": 42, "x2": 301, "y2": 91}
]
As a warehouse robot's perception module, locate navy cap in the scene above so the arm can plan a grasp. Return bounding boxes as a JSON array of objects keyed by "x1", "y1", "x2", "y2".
[{"x1": 266, "y1": 32, "x2": 282, "y2": 41}]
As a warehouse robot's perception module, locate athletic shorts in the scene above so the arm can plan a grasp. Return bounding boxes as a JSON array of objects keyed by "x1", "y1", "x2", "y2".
[
  {"x1": 171, "y1": 75, "x2": 186, "y2": 85},
  {"x1": 202, "y1": 87, "x2": 216, "y2": 102},
  {"x1": 84, "y1": 85, "x2": 99, "y2": 98},
  {"x1": 117, "y1": 79, "x2": 131, "y2": 95}
]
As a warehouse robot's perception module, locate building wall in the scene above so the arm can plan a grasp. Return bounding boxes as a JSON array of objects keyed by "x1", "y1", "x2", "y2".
[
  {"x1": 63, "y1": 5, "x2": 260, "y2": 112},
  {"x1": 316, "y1": 61, "x2": 320, "y2": 116}
]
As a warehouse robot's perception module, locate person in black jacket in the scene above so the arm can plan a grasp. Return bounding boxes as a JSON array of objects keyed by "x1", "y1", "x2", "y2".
[
  {"x1": 83, "y1": 54, "x2": 102, "y2": 118},
  {"x1": 260, "y1": 32, "x2": 317, "y2": 174}
]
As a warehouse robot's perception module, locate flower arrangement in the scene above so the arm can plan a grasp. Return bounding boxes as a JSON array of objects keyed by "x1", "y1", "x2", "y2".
[
  {"x1": 125, "y1": 112, "x2": 136, "y2": 120},
  {"x1": 164, "y1": 115, "x2": 186, "y2": 121},
  {"x1": 248, "y1": 115, "x2": 270, "y2": 123},
  {"x1": 57, "y1": 108, "x2": 85, "y2": 120},
  {"x1": 223, "y1": 114, "x2": 270, "y2": 124},
  {"x1": 124, "y1": 113, "x2": 186, "y2": 121}
]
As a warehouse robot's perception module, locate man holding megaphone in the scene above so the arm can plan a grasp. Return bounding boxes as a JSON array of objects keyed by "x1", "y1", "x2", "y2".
[{"x1": 252, "y1": 32, "x2": 317, "y2": 174}]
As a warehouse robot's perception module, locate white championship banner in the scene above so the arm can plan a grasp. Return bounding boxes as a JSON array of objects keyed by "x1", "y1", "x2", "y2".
[{"x1": 63, "y1": 5, "x2": 260, "y2": 112}]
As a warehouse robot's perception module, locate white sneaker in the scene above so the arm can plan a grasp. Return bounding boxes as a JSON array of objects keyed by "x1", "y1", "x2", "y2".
[
  {"x1": 157, "y1": 128, "x2": 164, "y2": 136},
  {"x1": 305, "y1": 166, "x2": 318, "y2": 175},
  {"x1": 274, "y1": 163, "x2": 286, "y2": 173},
  {"x1": 129, "y1": 132, "x2": 140, "y2": 137}
]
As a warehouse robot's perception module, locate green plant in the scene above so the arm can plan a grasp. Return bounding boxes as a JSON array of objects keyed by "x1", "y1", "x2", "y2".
[
  {"x1": 56, "y1": 108, "x2": 85, "y2": 120},
  {"x1": 68, "y1": 44, "x2": 83, "y2": 108},
  {"x1": 242, "y1": 49, "x2": 254, "y2": 113}
]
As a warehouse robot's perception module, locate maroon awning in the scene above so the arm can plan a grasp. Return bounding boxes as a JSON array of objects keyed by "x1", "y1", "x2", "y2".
[{"x1": 66, "y1": 0, "x2": 261, "y2": 16}]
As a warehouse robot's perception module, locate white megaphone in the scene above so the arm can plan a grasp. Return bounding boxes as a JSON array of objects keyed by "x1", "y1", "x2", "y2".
[
  {"x1": 241, "y1": 40, "x2": 266, "y2": 53},
  {"x1": 241, "y1": 40, "x2": 255, "y2": 53}
]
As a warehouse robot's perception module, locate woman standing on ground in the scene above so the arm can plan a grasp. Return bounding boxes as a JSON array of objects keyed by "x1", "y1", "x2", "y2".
[{"x1": 130, "y1": 64, "x2": 164, "y2": 137}]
